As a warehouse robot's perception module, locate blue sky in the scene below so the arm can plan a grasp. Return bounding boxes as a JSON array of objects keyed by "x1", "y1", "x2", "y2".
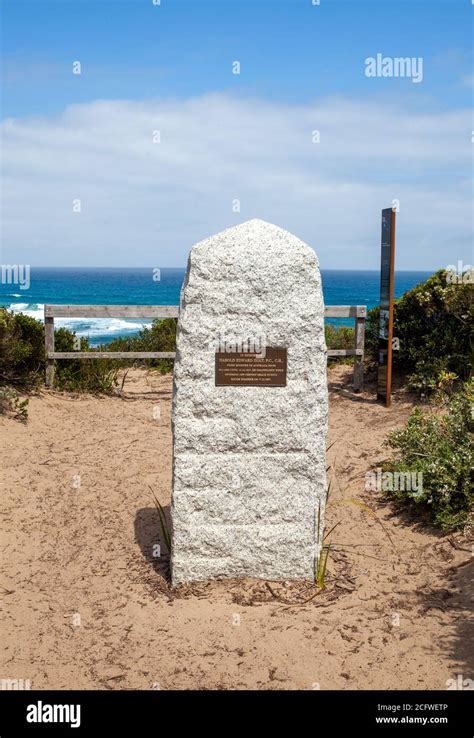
[
  {"x1": 3, "y1": 0, "x2": 472, "y2": 115},
  {"x1": 1, "y1": 0, "x2": 472, "y2": 268}
]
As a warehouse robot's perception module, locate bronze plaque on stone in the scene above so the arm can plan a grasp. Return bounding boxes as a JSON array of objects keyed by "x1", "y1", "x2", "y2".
[{"x1": 215, "y1": 348, "x2": 287, "y2": 387}]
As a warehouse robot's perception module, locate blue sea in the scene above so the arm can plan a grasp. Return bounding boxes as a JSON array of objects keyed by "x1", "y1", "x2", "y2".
[{"x1": 0, "y1": 268, "x2": 432, "y2": 346}]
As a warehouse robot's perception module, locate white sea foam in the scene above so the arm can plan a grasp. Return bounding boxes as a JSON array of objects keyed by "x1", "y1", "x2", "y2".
[
  {"x1": 10, "y1": 303, "x2": 42, "y2": 319},
  {"x1": 6, "y1": 303, "x2": 151, "y2": 338}
]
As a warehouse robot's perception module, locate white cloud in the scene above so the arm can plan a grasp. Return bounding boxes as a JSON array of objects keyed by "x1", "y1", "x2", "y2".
[{"x1": 1, "y1": 94, "x2": 471, "y2": 269}]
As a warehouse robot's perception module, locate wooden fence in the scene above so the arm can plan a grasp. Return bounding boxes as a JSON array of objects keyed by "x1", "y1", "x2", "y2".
[{"x1": 44, "y1": 304, "x2": 366, "y2": 390}]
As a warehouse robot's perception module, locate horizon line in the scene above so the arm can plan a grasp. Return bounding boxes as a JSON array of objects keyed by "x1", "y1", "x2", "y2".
[{"x1": 13, "y1": 266, "x2": 436, "y2": 273}]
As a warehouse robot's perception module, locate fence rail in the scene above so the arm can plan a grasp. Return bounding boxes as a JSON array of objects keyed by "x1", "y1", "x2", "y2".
[
  {"x1": 44, "y1": 304, "x2": 366, "y2": 390},
  {"x1": 44, "y1": 305, "x2": 179, "y2": 319}
]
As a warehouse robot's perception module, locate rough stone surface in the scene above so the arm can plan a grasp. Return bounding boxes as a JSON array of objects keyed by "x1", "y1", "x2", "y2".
[{"x1": 171, "y1": 219, "x2": 328, "y2": 585}]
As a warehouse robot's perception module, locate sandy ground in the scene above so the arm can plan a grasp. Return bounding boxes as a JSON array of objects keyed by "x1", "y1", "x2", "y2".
[{"x1": 0, "y1": 365, "x2": 472, "y2": 690}]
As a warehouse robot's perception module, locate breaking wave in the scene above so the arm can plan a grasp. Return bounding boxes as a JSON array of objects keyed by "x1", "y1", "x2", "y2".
[{"x1": 3, "y1": 302, "x2": 151, "y2": 342}]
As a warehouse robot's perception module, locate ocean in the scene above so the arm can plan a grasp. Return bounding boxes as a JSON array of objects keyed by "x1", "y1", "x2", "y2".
[{"x1": 0, "y1": 268, "x2": 432, "y2": 346}]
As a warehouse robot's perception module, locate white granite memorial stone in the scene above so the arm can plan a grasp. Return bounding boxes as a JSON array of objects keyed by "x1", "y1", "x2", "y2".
[{"x1": 171, "y1": 219, "x2": 328, "y2": 585}]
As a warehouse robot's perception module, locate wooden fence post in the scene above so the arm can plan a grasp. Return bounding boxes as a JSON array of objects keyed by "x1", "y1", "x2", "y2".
[
  {"x1": 45, "y1": 316, "x2": 55, "y2": 388},
  {"x1": 353, "y1": 307, "x2": 366, "y2": 391}
]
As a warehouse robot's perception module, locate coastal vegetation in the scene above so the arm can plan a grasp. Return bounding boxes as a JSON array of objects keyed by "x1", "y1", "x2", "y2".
[
  {"x1": 384, "y1": 379, "x2": 473, "y2": 530},
  {"x1": 365, "y1": 270, "x2": 472, "y2": 531},
  {"x1": 106, "y1": 317, "x2": 176, "y2": 374},
  {"x1": 366, "y1": 270, "x2": 472, "y2": 395},
  {"x1": 324, "y1": 323, "x2": 355, "y2": 354},
  {"x1": 0, "y1": 308, "x2": 44, "y2": 418}
]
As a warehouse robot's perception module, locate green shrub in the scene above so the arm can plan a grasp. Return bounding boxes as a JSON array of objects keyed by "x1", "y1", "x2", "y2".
[
  {"x1": 107, "y1": 317, "x2": 176, "y2": 374},
  {"x1": 0, "y1": 307, "x2": 45, "y2": 386},
  {"x1": 325, "y1": 324, "x2": 355, "y2": 352},
  {"x1": 366, "y1": 270, "x2": 473, "y2": 393},
  {"x1": 384, "y1": 380, "x2": 473, "y2": 530},
  {"x1": 0, "y1": 308, "x2": 43, "y2": 416},
  {"x1": 54, "y1": 327, "x2": 120, "y2": 393}
]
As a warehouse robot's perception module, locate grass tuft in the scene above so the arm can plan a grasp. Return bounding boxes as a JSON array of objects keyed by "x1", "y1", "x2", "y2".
[{"x1": 150, "y1": 486, "x2": 172, "y2": 553}]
